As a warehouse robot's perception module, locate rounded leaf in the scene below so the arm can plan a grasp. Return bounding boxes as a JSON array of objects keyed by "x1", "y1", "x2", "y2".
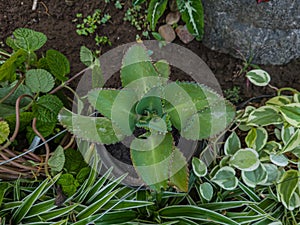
[
  {"x1": 0, "y1": 121, "x2": 10, "y2": 144},
  {"x1": 25, "y1": 69, "x2": 54, "y2": 93},
  {"x1": 199, "y1": 182, "x2": 213, "y2": 201},
  {"x1": 241, "y1": 163, "x2": 267, "y2": 188},
  {"x1": 192, "y1": 157, "x2": 207, "y2": 177},
  {"x1": 246, "y1": 69, "x2": 270, "y2": 86},
  {"x1": 280, "y1": 103, "x2": 300, "y2": 127},
  {"x1": 270, "y1": 153, "x2": 288, "y2": 167},
  {"x1": 230, "y1": 148, "x2": 259, "y2": 171},
  {"x1": 224, "y1": 132, "x2": 241, "y2": 155},
  {"x1": 245, "y1": 127, "x2": 268, "y2": 151},
  {"x1": 211, "y1": 166, "x2": 238, "y2": 190}
]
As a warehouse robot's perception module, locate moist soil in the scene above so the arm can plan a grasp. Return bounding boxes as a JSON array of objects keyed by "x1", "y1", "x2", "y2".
[{"x1": 1, "y1": 0, "x2": 300, "y2": 163}]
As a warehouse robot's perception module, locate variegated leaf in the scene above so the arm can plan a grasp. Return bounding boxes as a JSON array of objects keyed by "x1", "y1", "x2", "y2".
[
  {"x1": 280, "y1": 103, "x2": 300, "y2": 127},
  {"x1": 246, "y1": 69, "x2": 270, "y2": 86},
  {"x1": 247, "y1": 106, "x2": 282, "y2": 126}
]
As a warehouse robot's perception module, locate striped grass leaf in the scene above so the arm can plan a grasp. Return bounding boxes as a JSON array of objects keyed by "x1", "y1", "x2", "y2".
[
  {"x1": 102, "y1": 199, "x2": 154, "y2": 210},
  {"x1": 198, "y1": 201, "x2": 253, "y2": 211},
  {"x1": 147, "y1": 0, "x2": 168, "y2": 31}
]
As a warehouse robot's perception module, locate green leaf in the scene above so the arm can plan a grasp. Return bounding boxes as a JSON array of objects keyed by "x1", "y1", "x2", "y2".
[
  {"x1": 281, "y1": 125, "x2": 295, "y2": 145},
  {"x1": 192, "y1": 157, "x2": 207, "y2": 177},
  {"x1": 26, "y1": 121, "x2": 56, "y2": 143},
  {"x1": 130, "y1": 133, "x2": 173, "y2": 191},
  {"x1": 6, "y1": 28, "x2": 47, "y2": 52},
  {"x1": 32, "y1": 94, "x2": 63, "y2": 123},
  {"x1": 133, "y1": 0, "x2": 146, "y2": 5},
  {"x1": 224, "y1": 132, "x2": 241, "y2": 155},
  {"x1": 245, "y1": 127, "x2": 268, "y2": 151},
  {"x1": 0, "y1": 83, "x2": 32, "y2": 107},
  {"x1": 242, "y1": 164, "x2": 268, "y2": 188},
  {"x1": 0, "y1": 103, "x2": 16, "y2": 117},
  {"x1": 80, "y1": 46, "x2": 94, "y2": 67},
  {"x1": 91, "y1": 62, "x2": 104, "y2": 88},
  {"x1": 147, "y1": 0, "x2": 168, "y2": 31},
  {"x1": 199, "y1": 182, "x2": 213, "y2": 201},
  {"x1": 247, "y1": 106, "x2": 283, "y2": 126},
  {"x1": 154, "y1": 60, "x2": 170, "y2": 81},
  {"x1": 25, "y1": 69, "x2": 55, "y2": 93},
  {"x1": 230, "y1": 148, "x2": 259, "y2": 171},
  {"x1": 33, "y1": 204, "x2": 78, "y2": 222},
  {"x1": 266, "y1": 96, "x2": 291, "y2": 107},
  {"x1": 246, "y1": 69, "x2": 271, "y2": 86},
  {"x1": 0, "y1": 49, "x2": 26, "y2": 82},
  {"x1": 48, "y1": 145, "x2": 65, "y2": 173},
  {"x1": 169, "y1": 147, "x2": 189, "y2": 192},
  {"x1": 277, "y1": 170, "x2": 300, "y2": 210},
  {"x1": 57, "y1": 173, "x2": 79, "y2": 197},
  {"x1": 121, "y1": 44, "x2": 161, "y2": 96},
  {"x1": 262, "y1": 163, "x2": 279, "y2": 185},
  {"x1": 282, "y1": 129, "x2": 300, "y2": 153},
  {"x1": 46, "y1": 49, "x2": 70, "y2": 82},
  {"x1": 0, "y1": 121, "x2": 10, "y2": 144},
  {"x1": 270, "y1": 154, "x2": 288, "y2": 167},
  {"x1": 280, "y1": 103, "x2": 300, "y2": 127},
  {"x1": 176, "y1": 0, "x2": 204, "y2": 40},
  {"x1": 0, "y1": 183, "x2": 10, "y2": 207},
  {"x1": 58, "y1": 108, "x2": 124, "y2": 144},
  {"x1": 76, "y1": 167, "x2": 91, "y2": 184},
  {"x1": 64, "y1": 148, "x2": 88, "y2": 174},
  {"x1": 211, "y1": 166, "x2": 238, "y2": 190},
  {"x1": 159, "y1": 205, "x2": 239, "y2": 225}
]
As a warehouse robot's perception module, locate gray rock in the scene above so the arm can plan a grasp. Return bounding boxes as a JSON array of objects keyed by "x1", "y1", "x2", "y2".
[
  {"x1": 166, "y1": 11, "x2": 180, "y2": 25},
  {"x1": 158, "y1": 24, "x2": 176, "y2": 42},
  {"x1": 202, "y1": 0, "x2": 300, "y2": 65},
  {"x1": 176, "y1": 25, "x2": 195, "y2": 44}
]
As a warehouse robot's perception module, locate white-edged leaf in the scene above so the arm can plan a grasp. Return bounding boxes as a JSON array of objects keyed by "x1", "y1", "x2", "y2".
[
  {"x1": 230, "y1": 148, "x2": 259, "y2": 171},
  {"x1": 262, "y1": 163, "x2": 279, "y2": 185},
  {"x1": 246, "y1": 69, "x2": 270, "y2": 86},
  {"x1": 199, "y1": 182, "x2": 213, "y2": 201},
  {"x1": 245, "y1": 127, "x2": 268, "y2": 151},
  {"x1": 281, "y1": 126, "x2": 295, "y2": 145},
  {"x1": 147, "y1": 0, "x2": 168, "y2": 31},
  {"x1": 25, "y1": 69, "x2": 54, "y2": 93},
  {"x1": 211, "y1": 166, "x2": 238, "y2": 190},
  {"x1": 270, "y1": 153, "x2": 288, "y2": 167},
  {"x1": 192, "y1": 157, "x2": 207, "y2": 177},
  {"x1": 282, "y1": 129, "x2": 300, "y2": 153},
  {"x1": 266, "y1": 96, "x2": 291, "y2": 107},
  {"x1": 224, "y1": 132, "x2": 241, "y2": 155},
  {"x1": 247, "y1": 106, "x2": 282, "y2": 126},
  {"x1": 241, "y1": 164, "x2": 267, "y2": 188},
  {"x1": 280, "y1": 103, "x2": 300, "y2": 127}
]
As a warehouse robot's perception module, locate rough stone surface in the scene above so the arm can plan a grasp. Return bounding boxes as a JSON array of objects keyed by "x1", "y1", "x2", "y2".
[
  {"x1": 202, "y1": 0, "x2": 300, "y2": 65},
  {"x1": 176, "y1": 25, "x2": 195, "y2": 44},
  {"x1": 166, "y1": 11, "x2": 180, "y2": 25},
  {"x1": 158, "y1": 24, "x2": 176, "y2": 42}
]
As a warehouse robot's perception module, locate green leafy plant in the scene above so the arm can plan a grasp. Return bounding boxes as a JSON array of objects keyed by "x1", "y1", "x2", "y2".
[
  {"x1": 224, "y1": 86, "x2": 243, "y2": 104},
  {"x1": 124, "y1": 5, "x2": 149, "y2": 32},
  {"x1": 59, "y1": 43, "x2": 235, "y2": 192},
  {"x1": 133, "y1": 0, "x2": 204, "y2": 40},
  {"x1": 192, "y1": 69, "x2": 300, "y2": 223}
]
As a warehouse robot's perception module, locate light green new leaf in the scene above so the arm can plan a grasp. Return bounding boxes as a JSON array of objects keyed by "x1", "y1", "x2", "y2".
[
  {"x1": 131, "y1": 133, "x2": 173, "y2": 191},
  {"x1": 245, "y1": 127, "x2": 268, "y2": 151},
  {"x1": 242, "y1": 164, "x2": 267, "y2": 188},
  {"x1": 32, "y1": 94, "x2": 63, "y2": 123},
  {"x1": 46, "y1": 49, "x2": 70, "y2": 82},
  {"x1": 169, "y1": 147, "x2": 189, "y2": 192},
  {"x1": 277, "y1": 170, "x2": 300, "y2": 210},
  {"x1": 246, "y1": 69, "x2": 270, "y2": 86},
  {"x1": 211, "y1": 166, "x2": 238, "y2": 190},
  {"x1": 48, "y1": 145, "x2": 65, "y2": 173},
  {"x1": 230, "y1": 148, "x2": 259, "y2": 171},
  {"x1": 25, "y1": 69, "x2": 55, "y2": 93},
  {"x1": 80, "y1": 46, "x2": 94, "y2": 67},
  {"x1": 199, "y1": 182, "x2": 213, "y2": 201},
  {"x1": 0, "y1": 121, "x2": 10, "y2": 144},
  {"x1": 224, "y1": 132, "x2": 241, "y2": 155},
  {"x1": 247, "y1": 106, "x2": 282, "y2": 126},
  {"x1": 176, "y1": 0, "x2": 204, "y2": 40},
  {"x1": 147, "y1": 0, "x2": 168, "y2": 31},
  {"x1": 6, "y1": 28, "x2": 47, "y2": 52},
  {"x1": 282, "y1": 129, "x2": 300, "y2": 153},
  {"x1": 280, "y1": 103, "x2": 300, "y2": 127},
  {"x1": 192, "y1": 157, "x2": 207, "y2": 177},
  {"x1": 159, "y1": 205, "x2": 239, "y2": 225}
]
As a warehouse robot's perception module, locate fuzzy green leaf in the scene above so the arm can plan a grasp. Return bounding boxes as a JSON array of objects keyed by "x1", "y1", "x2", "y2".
[
  {"x1": 280, "y1": 103, "x2": 300, "y2": 127},
  {"x1": 6, "y1": 28, "x2": 47, "y2": 52},
  {"x1": 192, "y1": 157, "x2": 207, "y2": 177},
  {"x1": 25, "y1": 69, "x2": 55, "y2": 93},
  {"x1": 48, "y1": 145, "x2": 65, "y2": 173},
  {"x1": 64, "y1": 148, "x2": 88, "y2": 174},
  {"x1": 46, "y1": 49, "x2": 70, "y2": 81},
  {"x1": 147, "y1": 0, "x2": 168, "y2": 31},
  {"x1": 58, "y1": 108, "x2": 124, "y2": 144},
  {"x1": 131, "y1": 133, "x2": 173, "y2": 191},
  {"x1": 0, "y1": 49, "x2": 26, "y2": 82},
  {"x1": 211, "y1": 166, "x2": 238, "y2": 190},
  {"x1": 80, "y1": 46, "x2": 94, "y2": 67},
  {"x1": 0, "y1": 121, "x2": 10, "y2": 144},
  {"x1": 230, "y1": 148, "x2": 259, "y2": 171},
  {"x1": 246, "y1": 69, "x2": 271, "y2": 87},
  {"x1": 57, "y1": 174, "x2": 79, "y2": 197},
  {"x1": 0, "y1": 83, "x2": 32, "y2": 107},
  {"x1": 32, "y1": 94, "x2": 63, "y2": 123},
  {"x1": 176, "y1": 0, "x2": 204, "y2": 40},
  {"x1": 224, "y1": 132, "x2": 241, "y2": 155},
  {"x1": 5, "y1": 112, "x2": 33, "y2": 133},
  {"x1": 26, "y1": 121, "x2": 56, "y2": 143}
]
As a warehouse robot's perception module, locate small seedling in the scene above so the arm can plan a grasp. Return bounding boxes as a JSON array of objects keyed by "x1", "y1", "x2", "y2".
[{"x1": 224, "y1": 86, "x2": 243, "y2": 104}]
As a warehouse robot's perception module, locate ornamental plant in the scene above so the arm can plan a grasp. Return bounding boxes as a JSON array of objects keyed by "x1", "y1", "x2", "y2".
[
  {"x1": 59, "y1": 44, "x2": 235, "y2": 192},
  {"x1": 192, "y1": 69, "x2": 300, "y2": 223}
]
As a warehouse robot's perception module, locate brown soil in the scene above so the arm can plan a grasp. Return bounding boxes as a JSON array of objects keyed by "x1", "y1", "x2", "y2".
[{"x1": 1, "y1": 0, "x2": 300, "y2": 99}]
